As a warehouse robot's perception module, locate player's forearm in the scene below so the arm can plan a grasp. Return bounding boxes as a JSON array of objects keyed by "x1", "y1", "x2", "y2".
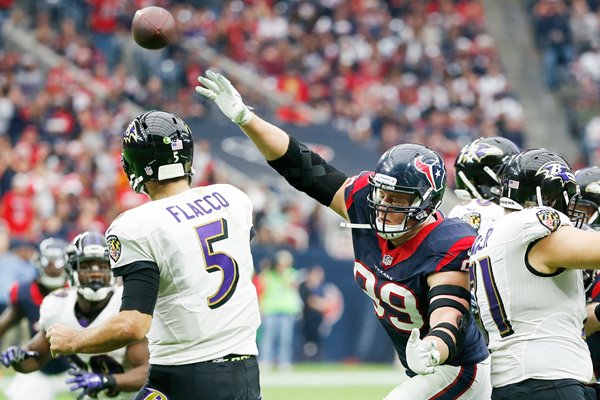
[
  {"x1": 11, "y1": 357, "x2": 42, "y2": 373},
  {"x1": 0, "y1": 307, "x2": 20, "y2": 337},
  {"x1": 73, "y1": 311, "x2": 149, "y2": 354},
  {"x1": 240, "y1": 113, "x2": 291, "y2": 161},
  {"x1": 113, "y1": 363, "x2": 149, "y2": 392},
  {"x1": 585, "y1": 302, "x2": 600, "y2": 336},
  {"x1": 423, "y1": 336, "x2": 450, "y2": 364}
]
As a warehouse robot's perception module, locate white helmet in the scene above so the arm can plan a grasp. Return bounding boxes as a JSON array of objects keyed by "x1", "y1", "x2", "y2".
[{"x1": 33, "y1": 238, "x2": 68, "y2": 289}]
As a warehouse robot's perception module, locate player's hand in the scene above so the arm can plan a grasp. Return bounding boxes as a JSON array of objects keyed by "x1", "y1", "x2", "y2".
[
  {"x1": 46, "y1": 323, "x2": 78, "y2": 357},
  {"x1": 195, "y1": 70, "x2": 253, "y2": 126},
  {"x1": 0, "y1": 346, "x2": 39, "y2": 367},
  {"x1": 406, "y1": 328, "x2": 440, "y2": 375},
  {"x1": 67, "y1": 364, "x2": 114, "y2": 400}
]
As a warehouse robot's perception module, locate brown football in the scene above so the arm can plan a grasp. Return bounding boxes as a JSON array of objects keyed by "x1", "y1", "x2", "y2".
[{"x1": 131, "y1": 6, "x2": 175, "y2": 50}]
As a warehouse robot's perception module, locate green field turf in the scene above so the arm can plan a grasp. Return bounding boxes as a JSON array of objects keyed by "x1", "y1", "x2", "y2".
[{"x1": 0, "y1": 363, "x2": 401, "y2": 400}]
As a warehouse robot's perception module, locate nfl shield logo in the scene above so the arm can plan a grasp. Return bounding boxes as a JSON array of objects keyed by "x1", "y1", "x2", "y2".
[{"x1": 382, "y1": 255, "x2": 393, "y2": 266}]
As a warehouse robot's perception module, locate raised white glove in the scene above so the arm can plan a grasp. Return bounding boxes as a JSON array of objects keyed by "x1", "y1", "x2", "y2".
[
  {"x1": 406, "y1": 328, "x2": 440, "y2": 375},
  {"x1": 195, "y1": 70, "x2": 253, "y2": 126}
]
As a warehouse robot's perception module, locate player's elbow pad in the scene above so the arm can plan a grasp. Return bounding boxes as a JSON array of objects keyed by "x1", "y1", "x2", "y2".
[{"x1": 267, "y1": 136, "x2": 347, "y2": 206}]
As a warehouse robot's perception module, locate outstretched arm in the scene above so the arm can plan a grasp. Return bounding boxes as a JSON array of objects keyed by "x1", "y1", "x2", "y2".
[
  {"x1": 0, "y1": 304, "x2": 22, "y2": 337},
  {"x1": 196, "y1": 71, "x2": 350, "y2": 219}
]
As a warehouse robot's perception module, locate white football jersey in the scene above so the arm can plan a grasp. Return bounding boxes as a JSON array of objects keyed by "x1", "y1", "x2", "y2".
[
  {"x1": 105, "y1": 185, "x2": 260, "y2": 365},
  {"x1": 39, "y1": 286, "x2": 128, "y2": 399},
  {"x1": 448, "y1": 199, "x2": 505, "y2": 233},
  {"x1": 471, "y1": 206, "x2": 593, "y2": 387}
]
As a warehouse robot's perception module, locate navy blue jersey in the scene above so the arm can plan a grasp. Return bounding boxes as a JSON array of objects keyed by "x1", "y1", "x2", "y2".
[
  {"x1": 345, "y1": 172, "x2": 489, "y2": 373},
  {"x1": 9, "y1": 281, "x2": 70, "y2": 375},
  {"x1": 9, "y1": 281, "x2": 45, "y2": 336}
]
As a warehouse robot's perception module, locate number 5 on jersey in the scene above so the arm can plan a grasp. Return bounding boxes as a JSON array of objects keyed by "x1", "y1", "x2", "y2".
[{"x1": 195, "y1": 219, "x2": 239, "y2": 309}]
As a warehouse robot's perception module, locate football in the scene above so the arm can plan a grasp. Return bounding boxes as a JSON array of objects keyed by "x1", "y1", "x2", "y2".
[{"x1": 131, "y1": 6, "x2": 176, "y2": 50}]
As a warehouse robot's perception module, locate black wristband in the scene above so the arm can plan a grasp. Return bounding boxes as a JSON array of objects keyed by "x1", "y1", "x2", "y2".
[
  {"x1": 426, "y1": 329, "x2": 457, "y2": 361},
  {"x1": 594, "y1": 303, "x2": 600, "y2": 323},
  {"x1": 104, "y1": 375, "x2": 117, "y2": 391}
]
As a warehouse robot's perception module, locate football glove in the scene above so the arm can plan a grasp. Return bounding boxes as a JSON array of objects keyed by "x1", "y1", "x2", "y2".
[
  {"x1": 0, "y1": 346, "x2": 39, "y2": 367},
  {"x1": 195, "y1": 70, "x2": 253, "y2": 126},
  {"x1": 67, "y1": 364, "x2": 116, "y2": 400},
  {"x1": 406, "y1": 328, "x2": 440, "y2": 375}
]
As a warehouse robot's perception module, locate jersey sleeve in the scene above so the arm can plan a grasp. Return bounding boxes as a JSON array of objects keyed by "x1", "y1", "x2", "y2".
[
  {"x1": 105, "y1": 216, "x2": 154, "y2": 272},
  {"x1": 522, "y1": 207, "x2": 573, "y2": 244},
  {"x1": 8, "y1": 282, "x2": 19, "y2": 305},
  {"x1": 344, "y1": 171, "x2": 372, "y2": 221},
  {"x1": 590, "y1": 274, "x2": 600, "y2": 302},
  {"x1": 38, "y1": 290, "x2": 63, "y2": 331},
  {"x1": 430, "y1": 220, "x2": 476, "y2": 273}
]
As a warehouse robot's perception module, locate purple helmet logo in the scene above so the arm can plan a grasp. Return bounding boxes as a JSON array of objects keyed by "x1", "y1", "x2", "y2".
[
  {"x1": 536, "y1": 162, "x2": 575, "y2": 185},
  {"x1": 414, "y1": 156, "x2": 445, "y2": 191},
  {"x1": 457, "y1": 142, "x2": 503, "y2": 164}
]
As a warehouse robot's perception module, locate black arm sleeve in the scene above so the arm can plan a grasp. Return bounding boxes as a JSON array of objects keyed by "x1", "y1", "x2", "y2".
[
  {"x1": 267, "y1": 136, "x2": 348, "y2": 206},
  {"x1": 114, "y1": 261, "x2": 160, "y2": 316}
]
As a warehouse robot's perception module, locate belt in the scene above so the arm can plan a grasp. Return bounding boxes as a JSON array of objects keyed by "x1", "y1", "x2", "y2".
[{"x1": 210, "y1": 354, "x2": 254, "y2": 363}]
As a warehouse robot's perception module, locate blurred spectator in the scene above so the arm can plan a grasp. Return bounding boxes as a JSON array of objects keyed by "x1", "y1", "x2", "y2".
[
  {"x1": 0, "y1": 225, "x2": 36, "y2": 315},
  {"x1": 533, "y1": 0, "x2": 574, "y2": 89},
  {"x1": 258, "y1": 249, "x2": 301, "y2": 371},
  {"x1": 298, "y1": 265, "x2": 329, "y2": 362}
]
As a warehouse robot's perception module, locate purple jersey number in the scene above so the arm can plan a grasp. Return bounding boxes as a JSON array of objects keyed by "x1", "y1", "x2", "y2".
[
  {"x1": 472, "y1": 256, "x2": 514, "y2": 337},
  {"x1": 195, "y1": 219, "x2": 239, "y2": 309}
]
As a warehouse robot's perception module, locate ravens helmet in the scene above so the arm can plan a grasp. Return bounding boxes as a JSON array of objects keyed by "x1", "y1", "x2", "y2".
[
  {"x1": 367, "y1": 144, "x2": 446, "y2": 240},
  {"x1": 499, "y1": 149, "x2": 582, "y2": 226},
  {"x1": 575, "y1": 166, "x2": 600, "y2": 229},
  {"x1": 454, "y1": 137, "x2": 520, "y2": 202},
  {"x1": 33, "y1": 238, "x2": 68, "y2": 289},
  {"x1": 66, "y1": 231, "x2": 115, "y2": 302},
  {"x1": 122, "y1": 110, "x2": 194, "y2": 194}
]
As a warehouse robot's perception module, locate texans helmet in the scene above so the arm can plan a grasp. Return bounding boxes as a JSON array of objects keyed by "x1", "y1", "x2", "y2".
[
  {"x1": 33, "y1": 238, "x2": 68, "y2": 289},
  {"x1": 66, "y1": 231, "x2": 115, "y2": 302},
  {"x1": 454, "y1": 137, "x2": 520, "y2": 202},
  {"x1": 367, "y1": 143, "x2": 446, "y2": 240},
  {"x1": 575, "y1": 166, "x2": 600, "y2": 229},
  {"x1": 499, "y1": 149, "x2": 582, "y2": 226},
  {"x1": 122, "y1": 110, "x2": 194, "y2": 194}
]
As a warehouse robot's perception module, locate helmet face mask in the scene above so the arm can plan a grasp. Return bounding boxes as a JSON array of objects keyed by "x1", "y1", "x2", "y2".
[
  {"x1": 122, "y1": 110, "x2": 195, "y2": 194},
  {"x1": 66, "y1": 232, "x2": 115, "y2": 302},
  {"x1": 367, "y1": 144, "x2": 446, "y2": 240},
  {"x1": 454, "y1": 137, "x2": 520, "y2": 202},
  {"x1": 34, "y1": 238, "x2": 69, "y2": 289},
  {"x1": 575, "y1": 166, "x2": 600, "y2": 229},
  {"x1": 499, "y1": 149, "x2": 583, "y2": 227}
]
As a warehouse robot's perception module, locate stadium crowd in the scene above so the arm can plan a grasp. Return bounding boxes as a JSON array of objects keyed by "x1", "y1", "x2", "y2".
[
  {"x1": 0, "y1": 0, "x2": 527, "y2": 252},
  {"x1": 528, "y1": 0, "x2": 600, "y2": 164}
]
